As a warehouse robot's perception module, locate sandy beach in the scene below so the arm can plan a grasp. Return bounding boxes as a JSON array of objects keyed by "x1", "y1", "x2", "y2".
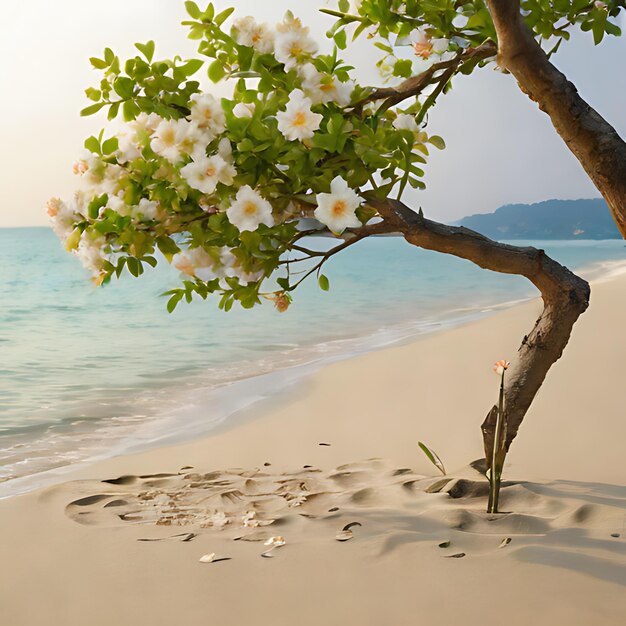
[{"x1": 1, "y1": 271, "x2": 625, "y2": 626}]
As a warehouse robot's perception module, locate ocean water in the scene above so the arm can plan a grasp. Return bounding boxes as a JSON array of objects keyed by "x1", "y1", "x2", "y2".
[{"x1": 1, "y1": 228, "x2": 625, "y2": 494}]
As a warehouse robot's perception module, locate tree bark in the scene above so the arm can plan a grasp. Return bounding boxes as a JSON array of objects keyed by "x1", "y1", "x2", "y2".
[
  {"x1": 369, "y1": 197, "x2": 590, "y2": 463},
  {"x1": 486, "y1": 0, "x2": 626, "y2": 238}
]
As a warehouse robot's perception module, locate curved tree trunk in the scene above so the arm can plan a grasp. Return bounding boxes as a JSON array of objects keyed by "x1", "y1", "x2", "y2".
[
  {"x1": 486, "y1": 0, "x2": 626, "y2": 238},
  {"x1": 369, "y1": 197, "x2": 590, "y2": 464}
]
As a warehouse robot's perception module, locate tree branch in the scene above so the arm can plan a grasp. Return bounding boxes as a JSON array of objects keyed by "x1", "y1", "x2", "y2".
[
  {"x1": 367, "y1": 196, "x2": 590, "y2": 460},
  {"x1": 287, "y1": 220, "x2": 395, "y2": 289},
  {"x1": 485, "y1": 0, "x2": 626, "y2": 238},
  {"x1": 354, "y1": 41, "x2": 497, "y2": 112}
]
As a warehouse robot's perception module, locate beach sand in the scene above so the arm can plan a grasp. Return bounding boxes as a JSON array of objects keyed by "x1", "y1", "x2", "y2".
[{"x1": 1, "y1": 273, "x2": 625, "y2": 626}]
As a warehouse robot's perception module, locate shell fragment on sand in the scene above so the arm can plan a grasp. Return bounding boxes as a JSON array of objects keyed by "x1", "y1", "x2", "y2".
[
  {"x1": 336, "y1": 521, "x2": 362, "y2": 542},
  {"x1": 264, "y1": 536, "x2": 286, "y2": 547},
  {"x1": 261, "y1": 535, "x2": 286, "y2": 557},
  {"x1": 499, "y1": 537, "x2": 512, "y2": 548},
  {"x1": 199, "y1": 553, "x2": 231, "y2": 563},
  {"x1": 138, "y1": 532, "x2": 196, "y2": 542}
]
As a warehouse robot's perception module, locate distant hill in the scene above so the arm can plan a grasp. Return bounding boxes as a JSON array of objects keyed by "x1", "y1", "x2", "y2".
[{"x1": 456, "y1": 198, "x2": 621, "y2": 240}]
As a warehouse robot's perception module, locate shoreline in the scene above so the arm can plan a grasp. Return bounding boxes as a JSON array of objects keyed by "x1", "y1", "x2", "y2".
[
  {"x1": 1, "y1": 266, "x2": 626, "y2": 625},
  {"x1": 2, "y1": 254, "x2": 626, "y2": 499}
]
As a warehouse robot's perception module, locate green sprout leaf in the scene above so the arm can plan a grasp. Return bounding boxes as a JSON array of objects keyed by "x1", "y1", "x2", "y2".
[{"x1": 418, "y1": 441, "x2": 446, "y2": 476}]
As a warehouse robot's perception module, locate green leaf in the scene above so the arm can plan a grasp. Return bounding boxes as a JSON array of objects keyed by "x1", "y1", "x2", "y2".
[
  {"x1": 214, "y1": 6, "x2": 235, "y2": 26},
  {"x1": 113, "y1": 76, "x2": 135, "y2": 99},
  {"x1": 179, "y1": 58, "x2": 204, "y2": 77},
  {"x1": 87, "y1": 193, "x2": 108, "y2": 219},
  {"x1": 89, "y1": 57, "x2": 108, "y2": 70},
  {"x1": 134, "y1": 40, "x2": 155, "y2": 62},
  {"x1": 167, "y1": 291, "x2": 184, "y2": 313},
  {"x1": 203, "y1": 3, "x2": 215, "y2": 21},
  {"x1": 85, "y1": 87, "x2": 101, "y2": 101},
  {"x1": 107, "y1": 101, "x2": 121, "y2": 121},
  {"x1": 418, "y1": 441, "x2": 446, "y2": 476},
  {"x1": 101, "y1": 137, "x2": 118, "y2": 155},
  {"x1": 334, "y1": 29, "x2": 347, "y2": 50},
  {"x1": 393, "y1": 59, "x2": 413, "y2": 78},
  {"x1": 374, "y1": 42, "x2": 393, "y2": 53},
  {"x1": 185, "y1": 1, "x2": 201, "y2": 18},
  {"x1": 208, "y1": 59, "x2": 226, "y2": 82},
  {"x1": 428, "y1": 135, "x2": 446, "y2": 150},
  {"x1": 338, "y1": 0, "x2": 350, "y2": 12},
  {"x1": 84, "y1": 135, "x2": 101, "y2": 154},
  {"x1": 122, "y1": 99, "x2": 140, "y2": 121},
  {"x1": 126, "y1": 257, "x2": 142, "y2": 277},
  {"x1": 80, "y1": 102, "x2": 106, "y2": 117},
  {"x1": 318, "y1": 274, "x2": 330, "y2": 291},
  {"x1": 156, "y1": 236, "x2": 181, "y2": 259}
]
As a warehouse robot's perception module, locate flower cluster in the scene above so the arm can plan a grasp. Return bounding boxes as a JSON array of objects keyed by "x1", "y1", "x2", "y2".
[{"x1": 49, "y1": 6, "x2": 446, "y2": 310}]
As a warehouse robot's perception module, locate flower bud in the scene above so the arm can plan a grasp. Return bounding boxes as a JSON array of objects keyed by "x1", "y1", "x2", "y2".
[
  {"x1": 493, "y1": 360, "x2": 510, "y2": 376},
  {"x1": 272, "y1": 292, "x2": 291, "y2": 313}
]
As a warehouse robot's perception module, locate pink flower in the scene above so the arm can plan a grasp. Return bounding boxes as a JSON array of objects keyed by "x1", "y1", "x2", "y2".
[{"x1": 493, "y1": 360, "x2": 510, "y2": 376}]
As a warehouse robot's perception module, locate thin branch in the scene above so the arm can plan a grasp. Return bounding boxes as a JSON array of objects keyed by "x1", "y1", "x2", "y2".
[
  {"x1": 287, "y1": 220, "x2": 395, "y2": 290},
  {"x1": 353, "y1": 41, "x2": 497, "y2": 113}
]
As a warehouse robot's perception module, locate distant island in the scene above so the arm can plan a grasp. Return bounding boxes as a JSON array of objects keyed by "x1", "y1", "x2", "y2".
[{"x1": 456, "y1": 198, "x2": 621, "y2": 240}]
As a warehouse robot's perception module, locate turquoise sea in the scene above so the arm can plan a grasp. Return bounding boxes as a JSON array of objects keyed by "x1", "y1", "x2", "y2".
[{"x1": 1, "y1": 227, "x2": 625, "y2": 494}]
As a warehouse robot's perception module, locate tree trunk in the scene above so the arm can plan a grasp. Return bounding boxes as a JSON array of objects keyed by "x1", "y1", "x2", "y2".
[
  {"x1": 369, "y1": 197, "x2": 590, "y2": 464},
  {"x1": 485, "y1": 0, "x2": 626, "y2": 238}
]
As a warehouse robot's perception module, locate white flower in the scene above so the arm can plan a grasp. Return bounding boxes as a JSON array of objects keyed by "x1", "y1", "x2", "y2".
[
  {"x1": 217, "y1": 247, "x2": 263, "y2": 285},
  {"x1": 72, "y1": 152, "x2": 105, "y2": 188},
  {"x1": 133, "y1": 112, "x2": 162, "y2": 134},
  {"x1": 233, "y1": 102, "x2": 255, "y2": 118},
  {"x1": 276, "y1": 12, "x2": 308, "y2": 36},
  {"x1": 276, "y1": 89, "x2": 322, "y2": 142},
  {"x1": 180, "y1": 153, "x2": 236, "y2": 195},
  {"x1": 150, "y1": 119, "x2": 187, "y2": 163},
  {"x1": 217, "y1": 137, "x2": 234, "y2": 163},
  {"x1": 105, "y1": 194, "x2": 130, "y2": 217},
  {"x1": 173, "y1": 247, "x2": 214, "y2": 279},
  {"x1": 232, "y1": 16, "x2": 274, "y2": 54},
  {"x1": 117, "y1": 130, "x2": 142, "y2": 163},
  {"x1": 411, "y1": 28, "x2": 449, "y2": 59},
  {"x1": 133, "y1": 198, "x2": 159, "y2": 221},
  {"x1": 173, "y1": 245, "x2": 262, "y2": 285},
  {"x1": 47, "y1": 197, "x2": 77, "y2": 240},
  {"x1": 75, "y1": 232, "x2": 108, "y2": 274},
  {"x1": 299, "y1": 64, "x2": 354, "y2": 107},
  {"x1": 117, "y1": 112, "x2": 161, "y2": 163},
  {"x1": 314, "y1": 176, "x2": 362, "y2": 234},
  {"x1": 393, "y1": 113, "x2": 419, "y2": 132},
  {"x1": 226, "y1": 185, "x2": 274, "y2": 232},
  {"x1": 274, "y1": 16, "x2": 318, "y2": 70},
  {"x1": 189, "y1": 93, "x2": 226, "y2": 138},
  {"x1": 177, "y1": 120, "x2": 213, "y2": 157}
]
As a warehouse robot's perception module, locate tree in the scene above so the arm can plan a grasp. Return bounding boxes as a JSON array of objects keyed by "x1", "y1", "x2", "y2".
[{"x1": 48, "y1": 0, "x2": 625, "y2": 512}]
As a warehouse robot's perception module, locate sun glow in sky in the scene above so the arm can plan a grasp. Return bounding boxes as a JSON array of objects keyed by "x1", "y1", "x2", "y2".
[{"x1": 0, "y1": 0, "x2": 624, "y2": 227}]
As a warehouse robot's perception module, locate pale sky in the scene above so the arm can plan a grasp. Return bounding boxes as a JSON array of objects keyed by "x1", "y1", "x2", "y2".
[{"x1": 0, "y1": 1, "x2": 624, "y2": 227}]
